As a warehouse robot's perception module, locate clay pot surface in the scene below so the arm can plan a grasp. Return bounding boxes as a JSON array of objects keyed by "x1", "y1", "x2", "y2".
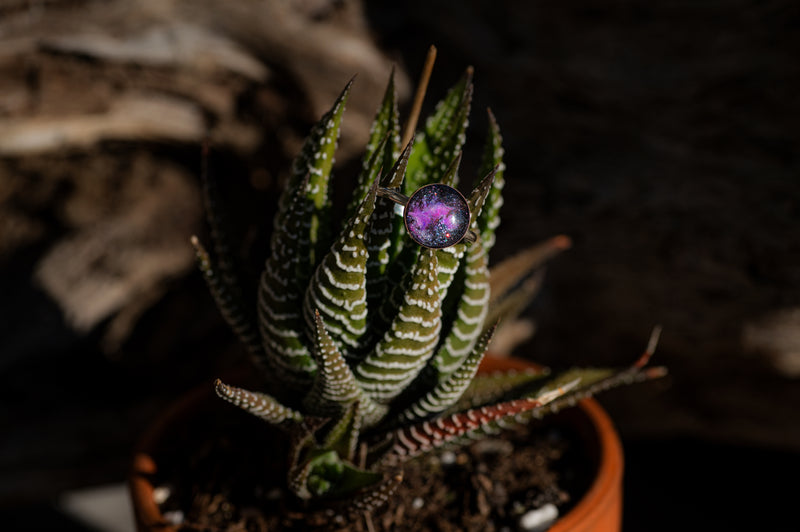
[{"x1": 130, "y1": 356, "x2": 623, "y2": 531}]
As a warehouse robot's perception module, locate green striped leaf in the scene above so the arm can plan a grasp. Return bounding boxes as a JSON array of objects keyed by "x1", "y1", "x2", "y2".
[
  {"x1": 293, "y1": 447, "x2": 384, "y2": 500},
  {"x1": 304, "y1": 310, "x2": 388, "y2": 426},
  {"x1": 433, "y1": 237, "x2": 490, "y2": 374},
  {"x1": 396, "y1": 324, "x2": 495, "y2": 424},
  {"x1": 474, "y1": 109, "x2": 506, "y2": 257},
  {"x1": 440, "y1": 379, "x2": 582, "y2": 449},
  {"x1": 345, "y1": 69, "x2": 400, "y2": 221},
  {"x1": 433, "y1": 152, "x2": 467, "y2": 299},
  {"x1": 214, "y1": 379, "x2": 303, "y2": 427},
  {"x1": 374, "y1": 243, "x2": 420, "y2": 342},
  {"x1": 191, "y1": 236, "x2": 264, "y2": 362},
  {"x1": 321, "y1": 401, "x2": 362, "y2": 463},
  {"x1": 356, "y1": 248, "x2": 441, "y2": 403},
  {"x1": 343, "y1": 472, "x2": 404, "y2": 519},
  {"x1": 278, "y1": 79, "x2": 352, "y2": 272},
  {"x1": 405, "y1": 69, "x2": 473, "y2": 192},
  {"x1": 486, "y1": 236, "x2": 571, "y2": 329},
  {"x1": 380, "y1": 383, "x2": 574, "y2": 466},
  {"x1": 364, "y1": 140, "x2": 412, "y2": 323},
  {"x1": 195, "y1": 152, "x2": 264, "y2": 363},
  {"x1": 432, "y1": 168, "x2": 496, "y2": 372},
  {"x1": 451, "y1": 366, "x2": 550, "y2": 412},
  {"x1": 257, "y1": 175, "x2": 316, "y2": 386},
  {"x1": 303, "y1": 181, "x2": 378, "y2": 358},
  {"x1": 531, "y1": 329, "x2": 668, "y2": 418}
]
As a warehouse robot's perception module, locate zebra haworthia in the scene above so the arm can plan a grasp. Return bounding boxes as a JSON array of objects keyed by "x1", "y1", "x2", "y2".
[{"x1": 195, "y1": 67, "x2": 665, "y2": 516}]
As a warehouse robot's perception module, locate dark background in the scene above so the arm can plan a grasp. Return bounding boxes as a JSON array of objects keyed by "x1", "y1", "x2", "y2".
[{"x1": 1, "y1": 1, "x2": 798, "y2": 530}]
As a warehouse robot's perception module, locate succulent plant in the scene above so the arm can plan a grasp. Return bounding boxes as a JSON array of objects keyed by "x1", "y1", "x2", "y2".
[{"x1": 191, "y1": 62, "x2": 665, "y2": 521}]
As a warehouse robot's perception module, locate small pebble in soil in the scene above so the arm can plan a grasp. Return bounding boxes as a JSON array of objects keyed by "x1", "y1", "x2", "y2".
[
  {"x1": 439, "y1": 450, "x2": 457, "y2": 466},
  {"x1": 472, "y1": 438, "x2": 514, "y2": 455},
  {"x1": 152, "y1": 485, "x2": 171, "y2": 504},
  {"x1": 412, "y1": 497, "x2": 424, "y2": 510},
  {"x1": 163, "y1": 510, "x2": 184, "y2": 525},
  {"x1": 519, "y1": 503, "x2": 558, "y2": 532}
]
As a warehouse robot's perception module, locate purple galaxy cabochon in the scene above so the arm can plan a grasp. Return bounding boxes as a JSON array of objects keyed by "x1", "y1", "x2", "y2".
[{"x1": 404, "y1": 184, "x2": 470, "y2": 248}]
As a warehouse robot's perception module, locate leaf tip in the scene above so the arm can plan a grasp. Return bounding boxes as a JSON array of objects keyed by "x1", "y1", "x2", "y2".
[
  {"x1": 551, "y1": 234, "x2": 572, "y2": 251},
  {"x1": 214, "y1": 378, "x2": 228, "y2": 397}
]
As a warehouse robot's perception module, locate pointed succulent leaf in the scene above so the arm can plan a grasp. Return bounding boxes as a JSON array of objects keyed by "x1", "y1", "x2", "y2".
[
  {"x1": 194, "y1": 146, "x2": 265, "y2": 362},
  {"x1": 467, "y1": 165, "x2": 499, "y2": 227},
  {"x1": 439, "y1": 151, "x2": 462, "y2": 187},
  {"x1": 320, "y1": 401, "x2": 362, "y2": 463},
  {"x1": 489, "y1": 235, "x2": 572, "y2": 308},
  {"x1": 434, "y1": 237, "x2": 491, "y2": 374},
  {"x1": 196, "y1": 152, "x2": 263, "y2": 354},
  {"x1": 435, "y1": 244, "x2": 466, "y2": 300},
  {"x1": 286, "y1": 416, "x2": 330, "y2": 500},
  {"x1": 325, "y1": 458, "x2": 385, "y2": 498},
  {"x1": 536, "y1": 367, "x2": 616, "y2": 403},
  {"x1": 296, "y1": 450, "x2": 384, "y2": 499},
  {"x1": 198, "y1": 147, "x2": 246, "y2": 292},
  {"x1": 451, "y1": 366, "x2": 550, "y2": 412},
  {"x1": 445, "y1": 379, "x2": 582, "y2": 447},
  {"x1": 538, "y1": 327, "x2": 668, "y2": 416},
  {"x1": 373, "y1": 139, "x2": 428, "y2": 319},
  {"x1": 406, "y1": 68, "x2": 473, "y2": 192},
  {"x1": 482, "y1": 369, "x2": 636, "y2": 436},
  {"x1": 435, "y1": 167, "x2": 497, "y2": 354},
  {"x1": 343, "y1": 473, "x2": 404, "y2": 519},
  {"x1": 303, "y1": 181, "x2": 378, "y2": 359},
  {"x1": 191, "y1": 236, "x2": 264, "y2": 360},
  {"x1": 485, "y1": 269, "x2": 545, "y2": 329},
  {"x1": 366, "y1": 138, "x2": 413, "y2": 286},
  {"x1": 382, "y1": 382, "x2": 576, "y2": 466},
  {"x1": 362, "y1": 144, "x2": 412, "y2": 346},
  {"x1": 304, "y1": 310, "x2": 362, "y2": 410},
  {"x1": 431, "y1": 153, "x2": 468, "y2": 298},
  {"x1": 474, "y1": 109, "x2": 506, "y2": 255},
  {"x1": 345, "y1": 134, "x2": 387, "y2": 225},
  {"x1": 278, "y1": 79, "x2": 352, "y2": 271},
  {"x1": 346, "y1": 69, "x2": 400, "y2": 220},
  {"x1": 375, "y1": 244, "x2": 420, "y2": 332},
  {"x1": 198, "y1": 151, "x2": 243, "y2": 287},
  {"x1": 305, "y1": 452, "x2": 345, "y2": 496},
  {"x1": 214, "y1": 379, "x2": 303, "y2": 427},
  {"x1": 304, "y1": 310, "x2": 388, "y2": 425},
  {"x1": 484, "y1": 330, "x2": 667, "y2": 436},
  {"x1": 396, "y1": 324, "x2": 495, "y2": 424},
  {"x1": 258, "y1": 175, "x2": 315, "y2": 386},
  {"x1": 288, "y1": 455, "x2": 316, "y2": 500},
  {"x1": 419, "y1": 68, "x2": 472, "y2": 143},
  {"x1": 368, "y1": 137, "x2": 441, "y2": 316},
  {"x1": 356, "y1": 248, "x2": 442, "y2": 403}
]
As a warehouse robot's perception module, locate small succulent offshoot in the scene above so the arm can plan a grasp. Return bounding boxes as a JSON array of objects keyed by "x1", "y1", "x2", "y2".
[{"x1": 192, "y1": 53, "x2": 665, "y2": 522}]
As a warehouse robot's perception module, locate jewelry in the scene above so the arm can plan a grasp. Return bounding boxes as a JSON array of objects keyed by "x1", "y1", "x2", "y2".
[{"x1": 378, "y1": 184, "x2": 477, "y2": 249}]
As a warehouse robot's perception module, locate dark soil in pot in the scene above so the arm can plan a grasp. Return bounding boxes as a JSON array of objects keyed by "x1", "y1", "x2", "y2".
[{"x1": 143, "y1": 383, "x2": 594, "y2": 532}]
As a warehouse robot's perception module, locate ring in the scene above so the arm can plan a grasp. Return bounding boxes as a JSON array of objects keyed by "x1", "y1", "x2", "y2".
[{"x1": 378, "y1": 184, "x2": 477, "y2": 249}]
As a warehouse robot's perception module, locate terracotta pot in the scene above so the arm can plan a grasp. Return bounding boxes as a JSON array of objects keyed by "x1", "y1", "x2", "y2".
[
  {"x1": 478, "y1": 356, "x2": 624, "y2": 532},
  {"x1": 130, "y1": 356, "x2": 624, "y2": 531}
]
